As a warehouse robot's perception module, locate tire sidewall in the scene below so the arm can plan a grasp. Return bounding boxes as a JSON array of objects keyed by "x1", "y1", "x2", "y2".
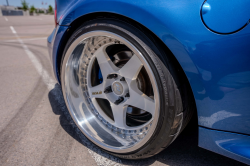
[{"x1": 61, "y1": 19, "x2": 179, "y2": 159}]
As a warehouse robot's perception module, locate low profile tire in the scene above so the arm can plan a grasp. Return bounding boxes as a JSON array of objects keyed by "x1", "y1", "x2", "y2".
[{"x1": 60, "y1": 18, "x2": 194, "y2": 159}]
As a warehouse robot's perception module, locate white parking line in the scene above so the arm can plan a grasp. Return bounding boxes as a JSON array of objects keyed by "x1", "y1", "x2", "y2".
[
  {"x1": 4, "y1": 17, "x2": 8, "y2": 21},
  {"x1": 9, "y1": 26, "x2": 55, "y2": 90},
  {"x1": 10, "y1": 26, "x2": 16, "y2": 34},
  {"x1": 9, "y1": 26, "x2": 123, "y2": 166},
  {"x1": 3, "y1": 37, "x2": 47, "y2": 43}
]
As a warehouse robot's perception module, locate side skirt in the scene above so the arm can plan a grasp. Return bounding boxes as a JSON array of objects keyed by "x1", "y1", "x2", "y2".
[{"x1": 199, "y1": 127, "x2": 250, "y2": 165}]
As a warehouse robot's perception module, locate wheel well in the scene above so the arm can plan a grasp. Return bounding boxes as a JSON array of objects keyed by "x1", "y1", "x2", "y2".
[
  {"x1": 57, "y1": 12, "x2": 197, "y2": 117},
  {"x1": 57, "y1": 12, "x2": 165, "y2": 79}
]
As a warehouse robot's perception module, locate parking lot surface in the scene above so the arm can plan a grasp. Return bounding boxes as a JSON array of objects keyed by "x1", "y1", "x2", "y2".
[{"x1": 0, "y1": 16, "x2": 246, "y2": 166}]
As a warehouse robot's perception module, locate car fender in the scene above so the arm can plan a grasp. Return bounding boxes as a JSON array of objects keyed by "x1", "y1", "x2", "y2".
[
  {"x1": 55, "y1": 0, "x2": 250, "y2": 136},
  {"x1": 57, "y1": 0, "x2": 204, "y2": 97}
]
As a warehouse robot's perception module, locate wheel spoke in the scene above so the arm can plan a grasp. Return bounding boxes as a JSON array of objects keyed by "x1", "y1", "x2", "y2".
[
  {"x1": 126, "y1": 80, "x2": 155, "y2": 115},
  {"x1": 118, "y1": 54, "x2": 143, "y2": 81},
  {"x1": 111, "y1": 104, "x2": 127, "y2": 128},
  {"x1": 64, "y1": 33, "x2": 161, "y2": 151},
  {"x1": 95, "y1": 46, "x2": 119, "y2": 79},
  {"x1": 88, "y1": 83, "x2": 106, "y2": 99}
]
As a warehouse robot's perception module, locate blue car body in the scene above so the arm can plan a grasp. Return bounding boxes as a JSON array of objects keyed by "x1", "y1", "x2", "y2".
[{"x1": 48, "y1": 0, "x2": 250, "y2": 164}]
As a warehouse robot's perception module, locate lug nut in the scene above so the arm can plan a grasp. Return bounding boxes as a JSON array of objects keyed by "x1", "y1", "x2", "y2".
[
  {"x1": 114, "y1": 97, "x2": 124, "y2": 105},
  {"x1": 104, "y1": 86, "x2": 112, "y2": 94},
  {"x1": 125, "y1": 93, "x2": 130, "y2": 97},
  {"x1": 107, "y1": 74, "x2": 118, "y2": 79},
  {"x1": 120, "y1": 77, "x2": 125, "y2": 81}
]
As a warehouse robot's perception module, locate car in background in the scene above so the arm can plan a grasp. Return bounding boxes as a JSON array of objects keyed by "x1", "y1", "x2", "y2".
[{"x1": 48, "y1": 0, "x2": 250, "y2": 164}]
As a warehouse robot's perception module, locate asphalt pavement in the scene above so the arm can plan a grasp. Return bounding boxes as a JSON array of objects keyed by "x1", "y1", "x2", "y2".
[{"x1": 0, "y1": 16, "x2": 246, "y2": 166}]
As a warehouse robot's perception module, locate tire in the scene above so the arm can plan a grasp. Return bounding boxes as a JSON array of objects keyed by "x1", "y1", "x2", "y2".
[{"x1": 60, "y1": 18, "x2": 194, "y2": 159}]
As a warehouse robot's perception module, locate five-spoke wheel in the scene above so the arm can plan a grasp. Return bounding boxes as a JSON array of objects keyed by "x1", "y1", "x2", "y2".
[{"x1": 60, "y1": 19, "x2": 193, "y2": 159}]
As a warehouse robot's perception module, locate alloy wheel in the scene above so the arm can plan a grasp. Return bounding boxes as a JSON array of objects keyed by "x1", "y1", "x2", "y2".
[{"x1": 62, "y1": 31, "x2": 160, "y2": 153}]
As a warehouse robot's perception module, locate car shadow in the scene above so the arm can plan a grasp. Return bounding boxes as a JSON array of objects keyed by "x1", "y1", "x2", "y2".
[{"x1": 48, "y1": 84, "x2": 246, "y2": 166}]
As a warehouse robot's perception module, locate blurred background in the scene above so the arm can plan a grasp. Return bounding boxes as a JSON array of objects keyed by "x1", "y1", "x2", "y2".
[
  {"x1": 0, "y1": 0, "x2": 54, "y2": 16},
  {"x1": 0, "y1": 1, "x2": 247, "y2": 166}
]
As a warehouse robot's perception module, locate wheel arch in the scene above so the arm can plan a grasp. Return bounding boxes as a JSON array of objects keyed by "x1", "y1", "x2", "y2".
[{"x1": 56, "y1": 11, "x2": 198, "y2": 117}]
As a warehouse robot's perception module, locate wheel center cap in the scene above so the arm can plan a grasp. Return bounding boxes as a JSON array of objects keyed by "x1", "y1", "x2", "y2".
[{"x1": 112, "y1": 82, "x2": 123, "y2": 96}]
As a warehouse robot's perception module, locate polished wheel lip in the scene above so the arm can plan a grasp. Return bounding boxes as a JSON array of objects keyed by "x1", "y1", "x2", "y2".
[{"x1": 61, "y1": 29, "x2": 160, "y2": 153}]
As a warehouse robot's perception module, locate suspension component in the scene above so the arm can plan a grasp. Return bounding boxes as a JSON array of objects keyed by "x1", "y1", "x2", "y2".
[
  {"x1": 114, "y1": 97, "x2": 124, "y2": 105},
  {"x1": 104, "y1": 86, "x2": 112, "y2": 94},
  {"x1": 107, "y1": 74, "x2": 118, "y2": 79}
]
